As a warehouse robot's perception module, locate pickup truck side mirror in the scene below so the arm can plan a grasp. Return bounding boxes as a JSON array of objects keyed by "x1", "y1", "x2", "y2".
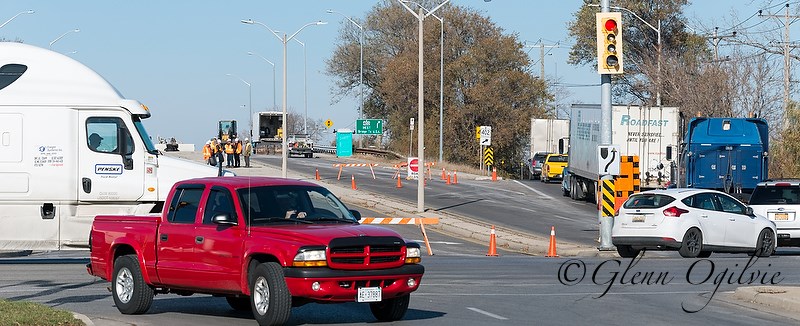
[
  {"x1": 349, "y1": 209, "x2": 361, "y2": 221},
  {"x1": 212, "y1": 214, "x2": 238, "y2": 226}
]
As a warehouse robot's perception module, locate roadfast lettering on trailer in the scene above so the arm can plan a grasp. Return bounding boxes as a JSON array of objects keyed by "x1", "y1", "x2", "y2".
[
  {"x1": 620, "y1": 115, "x2": 670, "y2": 143},
  {"x1": 619, "y1": 115, "x2": 670, "y2": 127},
  {"x1": 95, "y1": 164, "x2": 123, "y2": 175}
]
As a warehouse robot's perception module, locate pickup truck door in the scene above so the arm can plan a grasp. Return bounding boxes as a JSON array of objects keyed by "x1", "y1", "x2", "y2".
[
  {"x1": 156, "y1": 185, "x2": 204, "y2": 288},
  {"x1": 193, "y1": 187, "x2": 243, "y2": 291}
]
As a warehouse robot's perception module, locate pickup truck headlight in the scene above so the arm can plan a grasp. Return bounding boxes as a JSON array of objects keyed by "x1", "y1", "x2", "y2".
[
  {"x1": 405, "y1": 244, "x2": 421, "y2": 264},
  {"x1": 293, "y1": 249, "x2": 327, "y2": 267}
]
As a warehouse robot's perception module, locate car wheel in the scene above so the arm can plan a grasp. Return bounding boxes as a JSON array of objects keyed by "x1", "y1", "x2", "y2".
[
  {"x1": 679, "y1": 228, "x2": 703, "y2": 258},
  {"x1": 112, "y1": 254, "x2": 154, "y2": 315},
  {"x1": 370, "y1": 294, "x2": 410, "y2": 322},
  {"x1": 226, "y1": 295, "x2": 251, "y2": 312},
  {"x1": 562, "y1": 185, "x2": 569, "y2": 197},
  {"x1": 250, "y1": 262, "x2": 291, "y2": 325},
  {"x1": 754, "y1": 228, "x2": 775, "y2": 257},
  {"x1": 616, "y1": 245, "x2": 640, "y2": 258},
  {"x1": 697, "y1": 251, "x2": 712, "y2": 258}
]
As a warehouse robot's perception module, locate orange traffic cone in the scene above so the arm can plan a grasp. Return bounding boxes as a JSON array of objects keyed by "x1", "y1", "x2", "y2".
[
  {"x1": 546, "y1": 226, "x2": 559, "y2": 257},
  {"x1": 446, "y1": 173, "x2": 451, "y2": 185},
  {"x1": 396, "y1": 175, "x2": 403, "y2": 188},
  {"x1": 486, "y1": 225, "x2": 499, "y2": 256},
  {"x1": 315, "y1": 168, "x2": 321, "y2": 180},
  {"x1": 453, "y1": 171, "x2": 458, "y2": 184},
  {"x1": 351, "y1": 175, "x2": 357, "y2": 190},
  {"x1": 492, "y1": 167, "x2": 497, "y2": 182},
  {"x1": 441, "y1": 168, "x2": 446, "y2": 180}
]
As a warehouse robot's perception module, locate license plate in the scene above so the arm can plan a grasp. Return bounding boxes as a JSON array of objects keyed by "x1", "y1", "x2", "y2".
[
  {"x1": 631, "y1": 215, "x2": 645, "y2": 222},
  {"x1": 357, "y1": 287, "x2": 382, "y2": 303},
  {"x1": 775, "y1": 213, "x2": 789, "y2": 221}
]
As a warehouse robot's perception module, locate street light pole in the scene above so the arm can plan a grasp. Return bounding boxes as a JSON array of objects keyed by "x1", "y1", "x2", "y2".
[
  {"x1": 226, "y1": 74, "x2": 252, "y2": 139},
  {"x1": 241, "y1": 19, "x2": 326, "y2": 178},
  {"x1": 293, "y1": 38, "x2": 308, "y2": 135},
  {"x1": 247, "y1": 52, "x2": 277, "y2": 109},
  {"x1": 0, "y1": 10, "x2": 34, "y2": 29},
  {"x1": 49, "y1": 28, "x2": 80, "y2": 50}
]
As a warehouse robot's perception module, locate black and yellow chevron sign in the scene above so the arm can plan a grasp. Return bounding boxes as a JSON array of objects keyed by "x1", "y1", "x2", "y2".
[
  {"x1": 601, "y1": 179, "x2": 615, "y2": 217},
  {"x1": 483, "y1": 147, "x2": 494, "y2": 166}
]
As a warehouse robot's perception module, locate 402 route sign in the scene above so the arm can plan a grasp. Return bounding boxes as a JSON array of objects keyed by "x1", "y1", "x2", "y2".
[{"x1": 356, "y1": 119, "x2": 383, "y2": 135}]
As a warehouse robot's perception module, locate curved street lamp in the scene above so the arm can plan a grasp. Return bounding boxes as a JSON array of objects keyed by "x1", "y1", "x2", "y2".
[
  {"x1": 241, "y1": 19, "x2": 327, "y2": 178},
  {"x1": 247, "y1": 52, "x2": 277, "y2": 109},
  {"x1": 226, "y1": 74, "x2": 253, "y2": 139},
  {"x1": 50, "y1": 28, "x2": 80, "y2": 50},
  {"x1": 0, "y1": 10, "x2": 34, "y2": 29}
]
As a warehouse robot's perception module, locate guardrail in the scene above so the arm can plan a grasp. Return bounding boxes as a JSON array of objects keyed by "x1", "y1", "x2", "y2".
[{"x1": 314, "y1": 146, "x2": 400, "y2": 159}]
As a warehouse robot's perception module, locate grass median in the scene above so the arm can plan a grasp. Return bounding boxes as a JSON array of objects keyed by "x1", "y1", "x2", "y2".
[{"x1": 0, "y1": 299, "x2": 83, "y2": 326}]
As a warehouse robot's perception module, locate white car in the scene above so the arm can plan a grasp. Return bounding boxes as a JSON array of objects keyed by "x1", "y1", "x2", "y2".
[
  {"x1": 612, "y1": 188, "x2": 776, "y2": 258},
  {"x1": 748, "y1": 179, "x2": 800, "y2": 246}
]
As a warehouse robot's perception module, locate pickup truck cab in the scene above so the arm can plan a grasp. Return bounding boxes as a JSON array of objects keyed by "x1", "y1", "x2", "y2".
[{"x1": 87, "y1": 176, "x2": 424, "y2": 325}]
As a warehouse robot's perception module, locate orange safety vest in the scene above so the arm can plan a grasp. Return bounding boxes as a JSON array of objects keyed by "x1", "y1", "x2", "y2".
[
  {"x1": 235, "y1": 142, "x2": 242, "y2": 154},
  {"x1": 202, "y1": 144, "x2": 212, "y2": 160},
  {"x1": 224, "y1": 143, "x2": 235, "y2": 154}
]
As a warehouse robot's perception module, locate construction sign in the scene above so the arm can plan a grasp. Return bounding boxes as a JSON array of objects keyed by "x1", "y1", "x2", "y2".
[
  {"x1": 483, "y1": 147, "x2": 494, "y2": 166},
  {"x1": 601, "y1": 179, "x2": 615, "y2": 217}
]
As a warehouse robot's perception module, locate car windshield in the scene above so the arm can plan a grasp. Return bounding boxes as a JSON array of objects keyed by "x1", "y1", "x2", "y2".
[
  {"x1": 749, "y1": 185, "x2": 800, "y2": 205},
  {"x1": 237, "y1": 185, "x2": 357, "y2": 225},
  {"x1": 623, "y1": 194, "x2": 675, "y2": 209}
]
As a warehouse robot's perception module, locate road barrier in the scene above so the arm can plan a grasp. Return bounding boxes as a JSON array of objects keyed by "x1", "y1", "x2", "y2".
[
  {"x1": 333, "y1": 163, "x2": 377, "y2": 180},
  {"x1": 359, "y1": 217, "x2": 439, "y2": 256}
]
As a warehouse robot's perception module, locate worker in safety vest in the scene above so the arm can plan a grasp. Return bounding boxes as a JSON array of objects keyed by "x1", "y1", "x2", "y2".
[
  {"x1": 234, "y1": 138, "x2": 242, "y2": 167},
  {"x1": 224, "y1": 140, "x2": 235, "y2": 168},
  {"x1": 202, "y1": 141, "x2": 213, "y2": 165}
]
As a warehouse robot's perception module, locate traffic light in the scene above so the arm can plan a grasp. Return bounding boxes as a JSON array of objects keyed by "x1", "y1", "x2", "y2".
[{"x1": 596, "y1": 12, "x2": 623, "y2": 74}]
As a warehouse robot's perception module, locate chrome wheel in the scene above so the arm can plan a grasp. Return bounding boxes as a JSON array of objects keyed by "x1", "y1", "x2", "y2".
[
  {"x1": 253, "y1": 276, "x2": 270, "y2": 315},
  {"x1": 115, "y1": 267, "x2": 134, "y2": 304}
]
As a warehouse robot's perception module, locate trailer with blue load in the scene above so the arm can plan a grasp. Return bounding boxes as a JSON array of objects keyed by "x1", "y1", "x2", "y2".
[{"x1": 681, "y1": 117, "x2": 769, "y2": 194}]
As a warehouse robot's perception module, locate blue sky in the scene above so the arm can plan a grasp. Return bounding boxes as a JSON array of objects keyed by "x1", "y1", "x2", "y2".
[{"x1": 1, "y1": 1, "x2": 794, "y2": 146}]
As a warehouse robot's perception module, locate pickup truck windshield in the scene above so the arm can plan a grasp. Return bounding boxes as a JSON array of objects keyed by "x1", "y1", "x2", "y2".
[{"x1": 238, "y1": 185, "x2": 358, "y2": 225}]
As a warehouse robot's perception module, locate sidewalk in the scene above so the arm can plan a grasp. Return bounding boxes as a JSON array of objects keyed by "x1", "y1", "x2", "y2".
[
  {"x1": 165, "y1": 151, "x2": 603, "y2": 257},
  {"x1": 723, "y1": 286, "x2": 800, "y2": 321}
]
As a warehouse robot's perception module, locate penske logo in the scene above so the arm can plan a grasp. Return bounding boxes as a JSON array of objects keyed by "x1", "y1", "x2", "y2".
[{"x1": 95, "y1": 164, "x2": 123, "y2": 175}]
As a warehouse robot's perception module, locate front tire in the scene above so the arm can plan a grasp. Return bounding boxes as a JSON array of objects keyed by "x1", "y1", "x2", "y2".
[
  {"x1": 679, "y1": 228, "x2": 703, "y2": 258},
  {"x1": 250, "y1": 262, "x2": 291, "y2": 326},
  {"x1": 616, "y1": 245, "x2": 640, "y2": 258},
  {"x1": 112, "y1": 254, "x2": 154, "y2": 315},
  {"x1": 755, "y1": 228, "x2": 775, "y2": 257},
  {"x1": 370, "y1": 294, "x2": 410, "y2": 322}
]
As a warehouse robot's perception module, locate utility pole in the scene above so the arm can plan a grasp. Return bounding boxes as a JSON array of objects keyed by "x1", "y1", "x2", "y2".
[
  {"x1": 525, "y1": 41, "x2": 559, "y2": 79},
  {"x1": 760, "y1": 3, "x2": 800, "y2": 130},
  {"x1": 598, "y1": 0, "x2": 614, "y2": 251},
  {"x1": 708, "y1": 27, "x2": 736, "y2": 62}
]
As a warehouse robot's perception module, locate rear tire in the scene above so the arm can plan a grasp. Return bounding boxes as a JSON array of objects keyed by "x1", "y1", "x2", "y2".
[
  {"x1": 616, "y1": 245, "x2": 640, "y2": 258},
  {"x1": 370, "y1": 294, "x2": 410, "y2": 322},
  {"x1": 679, "y1": 228, "x2": 703, "y2": 258},
  {"x1": 112, "y1": 254, "x2": 154, "y2": 315},
  {"x1": 755, "y1": 228, "x2": 775, "y2": 257},
  {"x1": 250, "y1": 262, "x2": 291, "y2": 325}
]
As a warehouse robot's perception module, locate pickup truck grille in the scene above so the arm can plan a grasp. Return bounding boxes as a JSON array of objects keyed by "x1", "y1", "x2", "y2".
[{"x1": 328, "y1": 236, "x2": 405, "y2": 270}]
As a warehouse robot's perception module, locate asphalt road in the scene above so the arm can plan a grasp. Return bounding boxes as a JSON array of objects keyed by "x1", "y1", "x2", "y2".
[
  {"x1": 252, "y1": 154, "x2": 602, "y2": 246},
  {"x1": 3, "y1": 252, "x2": 800, "y2": 325}
]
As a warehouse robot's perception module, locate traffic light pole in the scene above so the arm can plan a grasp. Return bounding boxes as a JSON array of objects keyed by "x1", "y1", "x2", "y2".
[{"x1": 599, "y1": 0, "x2": 615, "y2": 251}]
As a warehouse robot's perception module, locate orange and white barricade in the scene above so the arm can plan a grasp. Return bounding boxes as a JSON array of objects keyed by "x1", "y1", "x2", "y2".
[
  {"x1": 333, "y1": 163, "x2": 378, "y2": 180},
  {"x1": 359, "y1": 217, "x2": 439, "y2": 255}
]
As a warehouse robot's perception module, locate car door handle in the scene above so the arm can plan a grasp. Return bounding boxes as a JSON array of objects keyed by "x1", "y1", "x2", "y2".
[
  {"x1": 729, "y1": 218, "x2": 736, "y2": 221},
  {"x1": 195, "y1": 236, "x2": 204, "y2": 244},
  {"x1": 700, "y1": 215, "x2": 709, "y2": 219},
  {"x1": 160, "y1": 234, "x2": 168, "y2": 242}
]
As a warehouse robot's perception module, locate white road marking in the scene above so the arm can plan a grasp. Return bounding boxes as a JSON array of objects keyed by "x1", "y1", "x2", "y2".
[
  {"x1": 513, "y1": 180, "x2": 553, "y2": 199},
  {"x1": 467, "y1": 307, "x2": 509, "y2": 320}
]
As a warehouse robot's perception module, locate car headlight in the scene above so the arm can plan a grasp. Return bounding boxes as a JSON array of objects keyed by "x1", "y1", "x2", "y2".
[
  {"x1": 293, "y1": 248, "x2": 327, "y2": 267},
  {"x1": 405, "y1": 244, "x2": 422, "y2": 264}
]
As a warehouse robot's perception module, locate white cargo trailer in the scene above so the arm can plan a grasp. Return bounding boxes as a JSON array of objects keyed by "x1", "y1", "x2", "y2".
[
  {"x1": 0, "y1": 42, "x2": 227, "y2": 251},
  {"x1": 567, "y1": 104, "x2": 680, "y2": 202},
  {"x1": 530, "y1": 118, "x2": 569, "y2": 156}
]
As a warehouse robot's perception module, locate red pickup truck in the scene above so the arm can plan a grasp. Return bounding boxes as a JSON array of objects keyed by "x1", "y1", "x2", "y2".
[{"x1": 87, "y1": 176, "x2": 424, "y2": 325}]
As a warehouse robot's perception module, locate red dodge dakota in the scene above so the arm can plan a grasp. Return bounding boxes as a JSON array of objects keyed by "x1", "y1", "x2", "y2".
[{"x1": 87, "y1": 176, "x2": 424, "y2": 325}]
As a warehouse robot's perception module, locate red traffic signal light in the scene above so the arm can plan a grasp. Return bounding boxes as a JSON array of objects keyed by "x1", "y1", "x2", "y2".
[{"x1": 596, "y1": 12, "x2": 623, "y2": 74}]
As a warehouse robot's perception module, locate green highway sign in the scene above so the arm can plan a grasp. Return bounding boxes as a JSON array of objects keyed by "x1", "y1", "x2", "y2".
[{"x1": 356, "y1": 119, "x2": 383, "y2": 135}]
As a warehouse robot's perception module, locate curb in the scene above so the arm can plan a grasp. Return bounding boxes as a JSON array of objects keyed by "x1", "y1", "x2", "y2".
[
  {"x1": 73, "y1": 312, "x2": 94, "y2": 326},
  {"x1": 733, "y1": 286, "x2": 800, "y2": 313}
]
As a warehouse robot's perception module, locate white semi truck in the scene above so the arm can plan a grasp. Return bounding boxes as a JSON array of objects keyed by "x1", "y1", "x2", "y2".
[
  {"x1": 566, "y1": 104, "x2": 680, "y2": 202},
  {"x1": 0, "y1": 42, "x2": 227, "y2": 251}
]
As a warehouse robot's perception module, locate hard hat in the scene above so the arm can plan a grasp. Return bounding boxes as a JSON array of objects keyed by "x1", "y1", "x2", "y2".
[
  {"x1": 206, "y1": 141, "x2": 211, "y2": 145},
  {"x1": 245, "y1": 138, "x2": 249, "y2": 141}
]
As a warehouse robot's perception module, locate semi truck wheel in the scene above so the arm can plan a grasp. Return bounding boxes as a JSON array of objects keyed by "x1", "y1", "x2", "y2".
[
  {"x1": 112, "y1": 254, "x2": 154, "y2": 314},
  {"x1": 370, "y1": 293, "x2": 410, "y2": 321},
  {"x1": 250, "y1": 262, "x2": 291, "y2": 325}
]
